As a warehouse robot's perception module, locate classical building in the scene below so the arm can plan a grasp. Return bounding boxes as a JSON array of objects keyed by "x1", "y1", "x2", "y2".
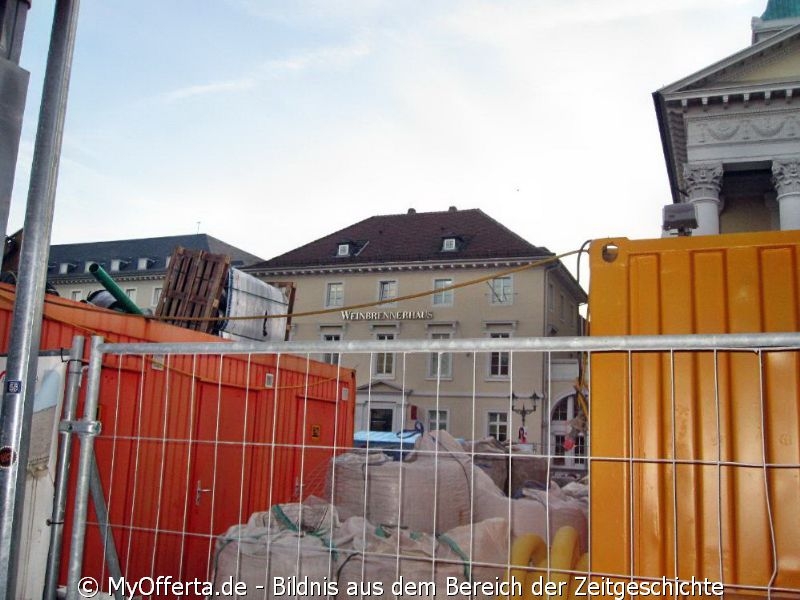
[
  {"x1": 46, "y1": 234, "x2": 263, "y2": 310},
  {"x1": 654, "y1": 0, "x2": 800, "y2": 234},
  {"x1": 246, "y1": 208, "x2": 587, "y2": 461}
]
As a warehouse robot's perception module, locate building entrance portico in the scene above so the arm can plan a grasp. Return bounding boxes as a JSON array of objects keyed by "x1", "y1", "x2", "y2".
[{"x1": 655, "y1": 3, "x2": 800, "y2": 235}]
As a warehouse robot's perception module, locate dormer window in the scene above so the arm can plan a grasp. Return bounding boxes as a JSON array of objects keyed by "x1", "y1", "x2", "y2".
[
  {"x1": 110, "y1": 259, "x2": 129, "y2": 272},
  {"x1": 137, "y1": 257, "x2": 154, "y2": 270},
  {"x1": 84, "y1": 262, "x2": 95, "y2": 273},
  {"x1": 337, "y1": 243, "x2": 351, "y2": 257},
  {"x1": 59, "y1": 262, "x2": 76, "y2": 275},
  {"x1": 442, "y1": 237, "x2": 457, "y2": 251}
]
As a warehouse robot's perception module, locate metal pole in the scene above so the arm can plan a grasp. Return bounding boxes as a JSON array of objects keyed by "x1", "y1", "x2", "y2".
[
  {"x1": 89, "y1": 455, "x2": 123, "y2": 600},
  {"x1": 65, "y1": 335, "x2": 102, "y2": 600},
  {"x1": 42, "y1": 335, "x2": 84, "y2": 600},
  {"x1": 0, "y1": 1, "x2": 81, "y2": 598}
]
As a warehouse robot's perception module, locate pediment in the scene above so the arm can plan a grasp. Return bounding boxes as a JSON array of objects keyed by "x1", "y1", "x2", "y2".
[
  {"x1": 659, "y1": 24, "x2": 800, "y2": 97},
  {"x1": 356, "y1": 380, "x2": 411, "y2": 395}
]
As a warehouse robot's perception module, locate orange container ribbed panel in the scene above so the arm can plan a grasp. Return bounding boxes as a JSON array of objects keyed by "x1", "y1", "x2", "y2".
[{"x1": 0, "y1": 285, "x2": 355, "y2": 587}]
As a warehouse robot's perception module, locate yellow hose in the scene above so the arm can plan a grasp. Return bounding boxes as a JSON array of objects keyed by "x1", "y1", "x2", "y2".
[
  {"x1": 549, "y1": 526, "x2": 581, "y2": 599},
  {"x1": 497, "y1": 534, "x2": 547, "y2": 600},
  {"x1": 523, "y1": 527, "x2": 582, "y2": 600},
  {"x1": 567, "y1": 553, "x2": 589, "y2": 600}
]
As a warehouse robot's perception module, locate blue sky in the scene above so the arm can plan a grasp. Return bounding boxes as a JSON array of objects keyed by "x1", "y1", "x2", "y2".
[{"x1": 10, "y1": 0, "x2": 766, "y2": 264}]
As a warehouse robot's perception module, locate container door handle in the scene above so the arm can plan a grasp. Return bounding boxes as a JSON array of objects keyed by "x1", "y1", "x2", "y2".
[{"x1": 195, "y1": 479, "x2": 212, "y2": 506}]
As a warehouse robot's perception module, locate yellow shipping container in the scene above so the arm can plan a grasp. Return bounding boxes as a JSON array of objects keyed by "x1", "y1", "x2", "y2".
[{"x1": 588, "y1": 231, "x2": 800, "y2": 597}]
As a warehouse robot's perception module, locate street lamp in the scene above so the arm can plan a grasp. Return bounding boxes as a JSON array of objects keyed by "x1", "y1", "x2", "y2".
[{"x1": 511, "y1": 391, "x2": 544, "y2": 428}]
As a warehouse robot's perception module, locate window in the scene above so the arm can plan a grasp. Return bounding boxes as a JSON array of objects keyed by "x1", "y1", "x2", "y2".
[
  {"x1": 59, "y1": 263, "x2": 73, "y2": 275},
  {"x1": 428, "y1": 409, "x2": 448, "y2": 432},
  {"x1": 374, "y1": 332, "x2": 395, "y2": 376},
  {"x1": 432, "y1": 278, "x2": 453, "y2": 306},
  {"x1": 574, "y1": 435, "x2": 586, "y2": 465},
  {"x1": 70, "y1": 290, "x2": 81, "y2": 301},
  {"x1": 137, "y1": 257, "x2": 152, "y2": 270},
  {"x1": 378, "y1": 280, "x2": 398, "y2": 304},
  {"x1": 553, "y1": 433, "x2": 586, "y2": 466},
  {"x1": 488, "y1": 411, "x2": 508, "y2": 442},
  {"x1": 489, "y1": 276, "x2": 513, "y2": 305},
  {"x1": 428, "y1": 332, "x2": 452, "y2": 378},
  {"x1": 552, "y1": 400, "x2": 569, "y2": 421},
  {"x1": 110, "y1": 259, "x2": 128, "y2": 272},
  {"x1": 84, "y1": 262, "x2": 95, "y2": 273},
  {"x1": 442, "y1": 238, "x2": 457, "y2": 251},
  {"x1": 337, "y1": 243, "x2": 350, "y2": 257},
  {"x1": 125, "y1": 288, "x2": 137, "y2": 302},
  {"x1": 322, "y1": 333, "x2": 341, "y2": 366},
  {"x1": 152, "y1": 287, "x2": 162, "y2": 307},
  {"x1": 489, "y1": 332, "x2": 510, "y2": 377},
  {"x1": 554, "y1": 434, "x2": 567, "y2": 465},
  {"x1": 370, "y1": 408, "x2": 393, "y2": 432},
  {"x1": 325, "y1": 282, "x2": 344, "y2": 308}
]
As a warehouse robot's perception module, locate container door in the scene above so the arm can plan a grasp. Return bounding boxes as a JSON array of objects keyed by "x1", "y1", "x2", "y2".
[
  {"x1": 183, "y1": 382, "x2": 252, "y2": 582},
  {"x1": 292, "y1": 395, "x2": 338, "y2": 501}
]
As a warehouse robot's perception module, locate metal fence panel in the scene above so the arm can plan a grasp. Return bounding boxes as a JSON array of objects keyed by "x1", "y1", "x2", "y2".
[{"x1": 60, "y1": 334, "x2": 800, "y2": 599}]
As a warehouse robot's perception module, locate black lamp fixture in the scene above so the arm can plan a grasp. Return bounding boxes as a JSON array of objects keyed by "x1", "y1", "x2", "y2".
[{"x1": 511, "y1": 391, "x2": 545, "y2": 427}]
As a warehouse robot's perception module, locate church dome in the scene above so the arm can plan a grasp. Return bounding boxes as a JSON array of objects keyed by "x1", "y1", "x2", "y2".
[{"x1": 762, "y1": 0, "x2": 800, "y2": 20}]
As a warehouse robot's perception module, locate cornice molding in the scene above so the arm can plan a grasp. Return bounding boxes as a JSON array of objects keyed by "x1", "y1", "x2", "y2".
[
  {"x1": 50, "y1": 272, "x2": 167, "y2": 285},
  {"x1": 246, "y1": 257, "x2": 548, "y2": 278}
]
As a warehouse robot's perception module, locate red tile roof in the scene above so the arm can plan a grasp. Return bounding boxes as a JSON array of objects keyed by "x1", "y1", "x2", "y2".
[{"x1": 250, "y1": 208, "x2": 550, "y2": 269}]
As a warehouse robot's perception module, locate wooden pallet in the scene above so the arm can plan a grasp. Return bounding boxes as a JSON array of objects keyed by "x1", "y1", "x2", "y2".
[{"x1": 155, "y1": 247, "x2": 230, "y2": 333}]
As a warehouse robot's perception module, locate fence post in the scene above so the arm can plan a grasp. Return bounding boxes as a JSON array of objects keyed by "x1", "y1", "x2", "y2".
[
  {"x1": 0, "y1": 1, "x2": 81, "y2": 596},
  {"x1": 42, "y1": 335, "x2": 84, "y2": 599},
  {"x1": 65, "y1": 336, "x2": 103, "y2": 600}
]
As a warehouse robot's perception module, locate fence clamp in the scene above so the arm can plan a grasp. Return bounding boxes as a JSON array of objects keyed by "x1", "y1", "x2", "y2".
[{"x1": 58, "y1": 419, "x2": 102, "y2": 437}]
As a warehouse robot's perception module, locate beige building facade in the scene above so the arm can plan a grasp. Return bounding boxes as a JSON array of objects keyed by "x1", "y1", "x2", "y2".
[
  {"x1": 247, "y1": 208, "x2": 587, "y2": 460},
  {"x1": 41, "y1": 213, "x2": 587, "y2": 461}
]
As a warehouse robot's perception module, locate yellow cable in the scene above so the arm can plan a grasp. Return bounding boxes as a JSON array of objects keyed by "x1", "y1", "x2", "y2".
[{"x1": 149, "y1": 249, "x2": 583, "y2": 323}]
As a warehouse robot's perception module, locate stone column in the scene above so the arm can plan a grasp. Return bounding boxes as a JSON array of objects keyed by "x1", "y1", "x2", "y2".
[
  {"x1": 772, "y1": 159, "x2": 800, "y2": 231},
  {"x1": 683, "y1": 163, "x2": 723, "y2": 235}
]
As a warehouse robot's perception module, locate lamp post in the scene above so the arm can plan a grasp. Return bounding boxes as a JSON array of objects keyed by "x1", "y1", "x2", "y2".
[{"x1": 511, "y1": 391, "x2": 544, "y2": 444}]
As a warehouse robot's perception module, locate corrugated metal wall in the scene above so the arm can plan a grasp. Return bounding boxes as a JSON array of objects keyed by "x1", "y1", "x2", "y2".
[{"x1": 588, "y1": 232, "x2": 800, "y2": 591}]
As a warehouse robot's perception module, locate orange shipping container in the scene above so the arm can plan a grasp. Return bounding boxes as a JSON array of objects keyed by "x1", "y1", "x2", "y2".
[
  {"x1": 0, "y1": 285, "x2": 355, "y2": 589},
  {"x1": 588, "y1": 231, "x2": 800, "y2": 596}
]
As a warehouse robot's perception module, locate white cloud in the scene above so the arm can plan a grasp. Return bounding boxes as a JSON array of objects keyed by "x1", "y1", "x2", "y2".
[
  {"x1": 159, "y1": 38, "x2": 371, "y2": 104},
  {"x1": 260, "y1": 38, "x2": 372, "y2": 74},
  {"x1": 162, "y1": 77, "x2": 257, "y2": 102}
]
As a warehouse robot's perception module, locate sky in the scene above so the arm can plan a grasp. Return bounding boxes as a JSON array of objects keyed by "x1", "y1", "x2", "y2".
[{"x1": 9, "y1": 0, "x2": 768, "y2": 273}]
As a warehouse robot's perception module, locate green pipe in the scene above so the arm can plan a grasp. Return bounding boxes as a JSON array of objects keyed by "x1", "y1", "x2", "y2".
[{"x1": 88, "y1": 263, "x2": 144, "y2": 315}]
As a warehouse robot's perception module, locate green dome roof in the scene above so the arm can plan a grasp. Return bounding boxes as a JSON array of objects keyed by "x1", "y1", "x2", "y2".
[{"x1": 762, "y1": 0, "x2": 800, "y2": 20}]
